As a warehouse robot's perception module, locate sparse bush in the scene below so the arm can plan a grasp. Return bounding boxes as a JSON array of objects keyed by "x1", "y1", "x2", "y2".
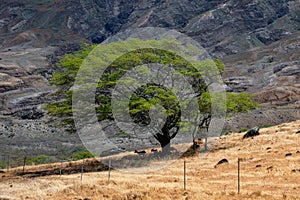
[
  {"x1": 222, "y1": 130, "x2": 232, "y2": 135},
  {"x1": 27, "y1": 155, "x2": 55, "y2": 165},
  {"x1": 267, "y1": 57, "x2": 274, "y2": 63},
  {"x1": 57, "y1": 145, "x2": 94, "y2": 161},
  {"x1": 259, "y1": 124, "x2": 272, "y2": 129},
  {"x1": 226, "y1": 92, "x2": 259, "y2": 113},
  {"x1": 116, "y1": 131, "x2": 127, "y2": 135},
  {"x1": 0, "y1": 161, "x2": 5, "y2": 169},
  {"x1": 238, "y1": 127, "x2": 249, "y2": 133},
  {"x1": 72, "y1": 151, "x2": 94, "y2": 160}
]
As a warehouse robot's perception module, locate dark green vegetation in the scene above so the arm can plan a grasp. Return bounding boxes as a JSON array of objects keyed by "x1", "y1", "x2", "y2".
[
  {"x1": 47, "y1": 39, "x2": 258, "y2": 151},
  {"x1": 72, "y1": 151, "x2": 94, "y2": 160},
  {"x1": 26, "y1": 155, "x2": 55, "y2": 165},
  {"x1": 0, "y1": 145, "x2": 94, "y2": 169}
]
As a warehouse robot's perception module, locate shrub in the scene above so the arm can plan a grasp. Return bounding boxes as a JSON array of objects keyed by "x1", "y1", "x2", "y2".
[
  {"x1": 72, "y1": 151, "x2": 94, "y2": 160},
  {"x1": 27, "y1": 155, "x2": 55, "y2": 165},
  {"x1": 0, "y1": 161, "x2": 4, "y2": 169},
  {"x1": 238, "y1": 127, "x2": 249, "y2": 133},
  {"x1": 259, "y1": 124, "x2": 272, "y2": 129}
]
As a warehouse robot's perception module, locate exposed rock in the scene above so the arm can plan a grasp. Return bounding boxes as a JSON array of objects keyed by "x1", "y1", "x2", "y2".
[
  {"x1": 223, "y1": 34, "x2": 300, "y2": 105},
  {"x1": 255, "y1": 87, "x2": 300, "y2": 103},
  {"x1": 1, "y1": 0, "x2": 299, "y2": 55},
  {"x1": 224, "y1": 76, "x2": 253, "y2": 92},
  {"x1": 0, "y1": 116, "x2": 81, "y2": 156},
  {"x1": 0, "y1": 73, "x2": 23, "y2": 92},
  {"x1": 11, "y1": 107, "x2": 44, "y2": 120},
  {"x1": 273, "y1": 62, "x2": 299, "y2": 74},
  {"x1": 224, "y1": 107, "x2": 300, "y2": 133},
  {"x1": 254, "y1": 29, "x2": 289, "y2": 45}
]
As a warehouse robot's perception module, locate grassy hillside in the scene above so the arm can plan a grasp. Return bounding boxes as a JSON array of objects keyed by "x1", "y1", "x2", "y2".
[{"x1": 0, "y1": 120, "x2": 299, "y2": 199}]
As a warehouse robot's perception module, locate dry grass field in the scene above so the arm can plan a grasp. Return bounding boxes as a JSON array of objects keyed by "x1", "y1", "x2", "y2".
[{"x1": 1, "y1": 120, "x2": 300, "y2": 200}]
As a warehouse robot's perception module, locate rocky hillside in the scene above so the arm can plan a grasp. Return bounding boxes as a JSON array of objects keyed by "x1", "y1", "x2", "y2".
[
  {"x1": 0, "y1": 0, "x2": 299, "y2": 156},
  {"x1": 1, "y1": 0, "x2": 299, "y2": 54}
]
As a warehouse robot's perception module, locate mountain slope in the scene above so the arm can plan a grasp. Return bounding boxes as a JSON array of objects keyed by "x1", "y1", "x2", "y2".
[
  {"x1": 1, "y1": 0, "x2": 299, "y2": 55},
  {"x1": 0, "y1": 0, "x2": 299, "y2": 156}
]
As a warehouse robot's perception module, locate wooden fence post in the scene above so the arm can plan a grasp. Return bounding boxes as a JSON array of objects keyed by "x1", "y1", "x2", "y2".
[
  {"x1": 108, "y1": 159, "x2": 111, "y2": 183},
  {"x1": 238, "y1": 158, "x2": 241, "y2": 194},
  {"x1": 23, "y1": 157, "x2": 27, "y2": 174},
  {"x1": 184, "y1": 160, "x2": 187, "y2": 191},
  {"x1": 80, "y1": 160, "x2": 84, "y2": 181},
  {"x1": 2, "y1": 155, "x2": 5, "y2": 170},
  {"x1": 60, "y1": 160, "x2": 63, "y2": 176},
  {"x1": 6, "y1": 155, "x2": 9, "y2": 172}
]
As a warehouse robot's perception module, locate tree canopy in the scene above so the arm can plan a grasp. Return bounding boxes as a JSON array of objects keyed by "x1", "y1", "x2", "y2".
[{"x1": 47, "y1": 39, "x2": 259, "y2": 151}]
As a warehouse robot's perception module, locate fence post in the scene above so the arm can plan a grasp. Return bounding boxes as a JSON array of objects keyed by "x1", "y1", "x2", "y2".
[
  {"x1": 238, "y1": 158, "x2": 240, "y2": 194},
  {"x1": 2, "y1": 155, "x2": 5, "y2": 170},
  {"x1": 184, "y1": 160, "x2": 186, "y2": 191},
  {"x1": 23, "y1": 157, "x2": 27, "y2": 174},
  {"x1": 7, "y1": 155, "x2": 9, "y2": 172},
  {"x1": 60, "y1": 160, "x2": 63, "y2": 176},
  {"x1": 108, "y1": 159, "x2": 111, "y2": 183},
  {"x1": 80, "y1": 160, "x2": 84, "y2": 181}
]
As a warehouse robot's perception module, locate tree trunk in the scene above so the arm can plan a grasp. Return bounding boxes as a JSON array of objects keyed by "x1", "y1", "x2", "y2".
[
  {"x1": 154, "y1": 132, "x2": 171, "y2": 155},
  {"x1": 161, "y1": 143, "x2": 171, "y2": 155}
]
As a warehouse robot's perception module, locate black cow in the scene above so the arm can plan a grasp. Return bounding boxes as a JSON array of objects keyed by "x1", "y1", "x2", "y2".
[
  {"x1": 134, "y1": 150, "x2": 146, "y2": 154},
  {"x1": 243, "y1": 127, "x2": 260, "y2": 139}
]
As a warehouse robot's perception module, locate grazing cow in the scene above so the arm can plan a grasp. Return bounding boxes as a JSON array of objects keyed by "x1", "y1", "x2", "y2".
[
  {"x1": 134, "y1": 150, "x2": 146, "y2": 154},
  {"x1": 151, "y1": 148, "x2": 158, "y2": 152},
  {"x1": 193, "y1": 138, "x2": 202, "y2": 149},
  {"x1": 285, "y1": 153, "x2": 292, "y2": 157},
  {"x1": 243, "y1": 127, "x2": 260, "y2": 139}
]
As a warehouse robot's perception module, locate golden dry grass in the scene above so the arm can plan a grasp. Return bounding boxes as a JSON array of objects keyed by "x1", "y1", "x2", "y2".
[{"x1": 0, "y1": 120, "x2": 300, "y2": 200}]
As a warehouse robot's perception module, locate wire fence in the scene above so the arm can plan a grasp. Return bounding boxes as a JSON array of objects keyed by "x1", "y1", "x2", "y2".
[{"x1": 1, "y1": 153, "x2": 245, "y2": 194}]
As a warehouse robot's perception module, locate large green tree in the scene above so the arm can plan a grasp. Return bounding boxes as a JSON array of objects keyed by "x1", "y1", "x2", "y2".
[{"x1": 47, "y1": 39, "x2": 258, "y2": 152}]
